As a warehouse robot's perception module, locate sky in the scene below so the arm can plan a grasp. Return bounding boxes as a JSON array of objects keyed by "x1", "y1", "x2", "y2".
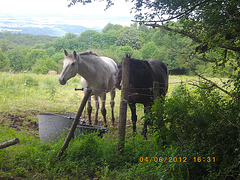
[{"x1": 0, "y1": 0, "x2": 136, "y2": 29}]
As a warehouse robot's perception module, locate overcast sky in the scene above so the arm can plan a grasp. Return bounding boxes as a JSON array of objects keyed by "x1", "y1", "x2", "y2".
[{"x1": 0, "y1": 0, "x2": 136, "y2": 28}]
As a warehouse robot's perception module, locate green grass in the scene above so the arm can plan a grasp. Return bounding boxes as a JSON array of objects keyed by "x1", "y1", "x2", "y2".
[
  {"x1": 0, "y1": 72, "x2": 214, "y2": 120},
  {"x1": 0, "y1": 72, "x2": 233, "y2": 179},
  {"x1": 0, "y1": 72, "x2": 228, "y2": 131}
]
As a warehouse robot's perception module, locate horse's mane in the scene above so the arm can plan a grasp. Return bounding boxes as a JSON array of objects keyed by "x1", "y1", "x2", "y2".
[
  {"x1": 118, "y1": 57, "x2": 157, "y2": 82},
  {"x1": 79, "y1": 51, "x2": 99, "y2": 56},
  {"x1": 118, "y1": 58, "x2": 149, "y2": 68}
]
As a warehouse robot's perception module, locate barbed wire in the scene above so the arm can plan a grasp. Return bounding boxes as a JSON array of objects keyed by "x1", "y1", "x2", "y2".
[
  {"x1": 0, "y1": 74, "x2": 186, "y2": 146},
  {"x1": 0, "y1": 77, "x2": 189, "y2": 146},
  {"x1": 0, "y1": 76, "x2": 194, "y2": 107},
  {"x1": 0, "y1": 76, "x2": 182, "y2": 92}
]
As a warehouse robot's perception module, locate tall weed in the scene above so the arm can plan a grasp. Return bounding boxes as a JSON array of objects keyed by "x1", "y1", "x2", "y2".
[{"x1": 147, "y1": 83, "x2": 240, "y2": 179}]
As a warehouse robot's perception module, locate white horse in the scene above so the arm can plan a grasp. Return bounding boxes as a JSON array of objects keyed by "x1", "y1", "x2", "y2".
[{"x1": 59, "y1": 50, "x2": 118, "y2": 126}]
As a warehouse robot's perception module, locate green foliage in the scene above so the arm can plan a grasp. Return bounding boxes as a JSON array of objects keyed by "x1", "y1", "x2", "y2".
[
  {"x1": 102, "y1": 23, "x2": 123, "y2": 33},
  {"x1": 25, "y1": 49, "x2": 49, "y2": 70},
  {"x1": 32, "y1": 58, "x2": 57, "y2": 74},
  {"x1": 45, "y1": 47, "x2": 56, "y2": 57},
  {"x1": 146, "y1": 84, "x2": 240, "y2": 179},
  {"x1": 0, "y1": 32, "x2": 58, "y2": 46},
  {"x1": 0, "y1": 39, "x2": 16, "y2": 52},
  {"x1": 79, "y1": 30, "x2": 102, "y2": 50},
  {"x1": 116, "y1": 28, "x2": 142, "y2": 50},
  {"x1": 0, "y1": 48, "x2": 9, "y2": 71},
  {"x1": 0, "y1": 126, "x2": 185, "y2": 179},
  {"x1": 119, "y1": 45, "x2": 134, "y2": 56},
  {"x1": 131, "y1": 0, "x2": 240, "y2": 96},
  {"x1": 50, "y1": 52, "x2": 64, "y2": 63},
  {"x1": 101, "y1": 30, "x2": 118, "y2": 49},
  {"x1": 140, "y1": 41, "x2": 157, "y2": 59},
  {"x1": 0, "y1": 24, "x2": 197, "y2": 74},
  {"x1": 6, "y1": 48, "x2": 26, "y2": 72},
  {"x1": 1, "y1": 21, "x2": 238, "y2": 80}
]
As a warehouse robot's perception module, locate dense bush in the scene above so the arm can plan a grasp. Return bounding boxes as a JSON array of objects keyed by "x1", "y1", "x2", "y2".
[
  {"x1": 147, "y1": 84, "x2": 240, "y2": 179},
  {"x1": 31, "y1": 58, "x2": 57, "y2": 74}
]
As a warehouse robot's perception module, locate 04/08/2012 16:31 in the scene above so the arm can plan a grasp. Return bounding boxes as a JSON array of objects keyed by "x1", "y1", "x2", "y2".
[{"x1": 139, "y1": 157, "x2": 216, "y2": 163}]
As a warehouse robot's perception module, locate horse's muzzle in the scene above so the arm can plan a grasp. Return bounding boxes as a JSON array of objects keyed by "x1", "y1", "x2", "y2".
[{"x1": 59, "y1": 77, "x2": 66, "y2": 85}]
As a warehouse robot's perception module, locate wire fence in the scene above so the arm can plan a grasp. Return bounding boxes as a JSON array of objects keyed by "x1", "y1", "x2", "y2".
[{"x1": 0, "y1": 74, "x2": 192, "y2": 145}]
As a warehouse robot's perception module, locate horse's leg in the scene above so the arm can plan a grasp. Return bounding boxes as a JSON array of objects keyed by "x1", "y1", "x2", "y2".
[
  {"x1": 129, "y1": 102, "x2": 137, "y2": 132},
  {"x1": 100, "y1": 93, "x2": 107, "y2": 126},
  {"x1": 87, "y1": 97, "x2": 92, "y2": 125},
  {"x1": 94, "y1": 95, "x2": 99, "y2": 125},
  {"x1": 110, "y1": 88, "x2": 115, "y2": 126},
  {"x1": 141, "y1": 104, "x2": 152, "y2": 138}
]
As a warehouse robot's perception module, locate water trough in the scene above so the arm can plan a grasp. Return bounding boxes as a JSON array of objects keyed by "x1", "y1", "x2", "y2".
[{"x1": 38, "y1": 113, "x2": 107, "y2": 143}]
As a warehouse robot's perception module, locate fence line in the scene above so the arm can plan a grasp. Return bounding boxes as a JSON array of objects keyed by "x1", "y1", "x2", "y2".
[
  {"x1": 0, "y1": 77, "x2": 185, "y2": 147},
  {"x1": 0, "y1": 76, "x2": 183, "y2": 91},
  {"x1": 0, "y1": 77, "x2": 189, "y2": 104},
  {"x1": 0, "y1": 75, "x2": 185, "y2": 148}
]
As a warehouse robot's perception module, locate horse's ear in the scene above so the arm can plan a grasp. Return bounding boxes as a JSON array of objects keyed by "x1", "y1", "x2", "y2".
[
  {"x1": 73, "y1": 51, "x2": 77, "y2": 59},
  {"x1": 64, "y1": 50, "x2": 69, "y2": 56}
]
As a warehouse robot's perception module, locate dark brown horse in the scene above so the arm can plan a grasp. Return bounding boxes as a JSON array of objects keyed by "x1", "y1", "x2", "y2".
[{"x1": 115, "y1": 57, "x2": 169, "y2": 136}]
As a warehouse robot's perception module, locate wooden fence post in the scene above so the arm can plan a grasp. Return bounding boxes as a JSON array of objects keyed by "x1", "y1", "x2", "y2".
[
  {"x1": 117, "y1": 57, "x2": 130, "y2": 154},
  {"x1": 57, "y1": 88, "x2": 92, "y2": 159}
]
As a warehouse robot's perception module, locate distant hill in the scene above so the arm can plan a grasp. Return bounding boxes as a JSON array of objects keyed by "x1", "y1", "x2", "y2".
[
  {"x1": 0, "y1": 32, "x2": 59, "y2": 46},
  {"x1": 0, "y1": 24, "x2": 92, "y2": 37},
  {"x1": 0, "y1": 14, "x2": 101, "y2": 37}
]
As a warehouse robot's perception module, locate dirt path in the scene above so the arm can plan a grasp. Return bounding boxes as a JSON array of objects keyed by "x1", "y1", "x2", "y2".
[{"x1": 0, "y1": 111, "x2": 134, "y2": 137}]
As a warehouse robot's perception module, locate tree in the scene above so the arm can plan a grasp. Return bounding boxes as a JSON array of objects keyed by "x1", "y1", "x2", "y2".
[
  {"x1": 69, "y1": 0, "x2": 240, "y2": 98},
  {"x1": 101, "y1": 30, "x2": 118, "y2": 49},
  {"x1": 26, "y1": 49, "x2": 49, "y2": 70},
  {"x1": 51, "y1": 52, "x2": 64, "y2": 63},
  {"x1": 78, "y1": 30, "x2": 103, "y2": 50},
  {"x1": 32, "y1": 58, "x2": 57, "y2": 74},
  {"x1": 53, "y1": 38, "x2": 68, "y2": 52},
  {"x1": 52, "y1": 33, "x2": 80, "y2": 52},
  {"x1": 140, "y1": 42, "x2": 157, "y2": 60},
  {"x1": 132, "y1": 0, "x2": 240, "y2": 98},
  {"x1": 6, "y1": 49, "x2": 26, "y2": 72},
  {"x1": 119, "y1": 45, "x2": 134, "y2": 57},
  {"x1": 102, "y1": 23, "x2": 123, "y2": 33},
  {"x1": 116, "y1": 28, "x2": 141, "y2": 50},
  {"x1": 64, "y1": 32, "x2": 78, "y2": 39},
  {"x1": 0, "y1": 39, "x2": 15, "y2": 52},
  {"x1": 46, "y1": 47, "x2": 56, "y2": 57},
  {"x1": 0, "y1": 48, "x2": 9, "y2": 71}
]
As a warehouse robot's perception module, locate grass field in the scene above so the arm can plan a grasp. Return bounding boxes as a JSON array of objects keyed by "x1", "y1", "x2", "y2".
[
  {"x1": 0, "y1": 72, "x2": 225, "y2": 129},
  {"x1": 0, "y1": 72, "x2": 203, "y2": 128},
  {"x1": 0, "y1": 72, "x2": 237, "y2": 179}
]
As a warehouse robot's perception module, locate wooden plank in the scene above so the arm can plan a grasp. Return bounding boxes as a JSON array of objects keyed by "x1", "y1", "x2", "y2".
[
  {"x1": 57, "y1": 88, "x2": 92, "y2": 159},
  {"x1": 0, "y1": 138, "x2": 19, "y2": 149}
]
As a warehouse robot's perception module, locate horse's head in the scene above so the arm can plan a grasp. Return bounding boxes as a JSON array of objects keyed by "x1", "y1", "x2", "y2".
[
  {"x1": 59, "y1": 50, "x2": 78, "y2": 85},
  {"x1": 114, "y1": 63, "x2": 122, "y2": 90}
]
